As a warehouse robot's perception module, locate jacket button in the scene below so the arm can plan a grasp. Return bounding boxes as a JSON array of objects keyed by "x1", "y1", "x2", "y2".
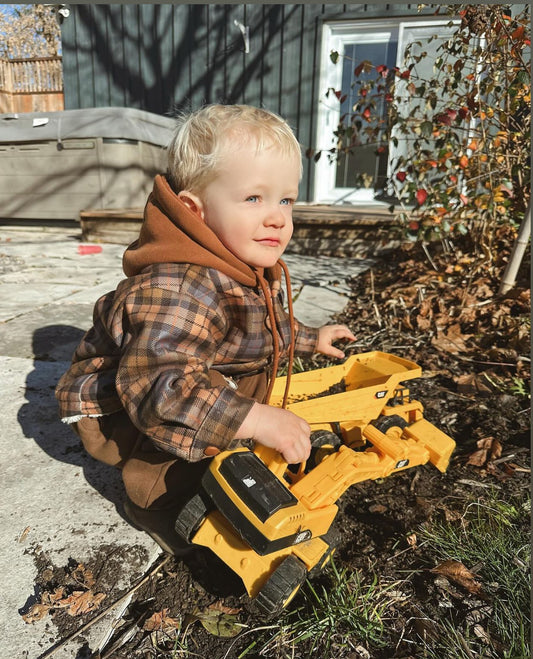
[{"x1": 204, "y1": 446, "x2": 220, "y2": 457}]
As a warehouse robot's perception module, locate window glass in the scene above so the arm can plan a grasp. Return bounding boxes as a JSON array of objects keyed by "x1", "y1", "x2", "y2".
[
  {"x1": 315, "y1": 19, "x2": 461, "y2": 204},
  {"x1": 335, "y1": 39, "x2": 396, "y2": 190}
]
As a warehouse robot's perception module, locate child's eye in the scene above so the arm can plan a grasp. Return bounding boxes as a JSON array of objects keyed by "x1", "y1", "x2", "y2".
[
  {"x1": 246, "y1": 195, "x2": 259, "y2": 203},
  {"x1": 280, "y1": 198, "x2": 295, "y2": 206}
]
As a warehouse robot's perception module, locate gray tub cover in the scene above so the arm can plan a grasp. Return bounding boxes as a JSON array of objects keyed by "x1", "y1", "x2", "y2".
[{"x1": 0, "y1": 107, "x2": 176, "y2": 147}]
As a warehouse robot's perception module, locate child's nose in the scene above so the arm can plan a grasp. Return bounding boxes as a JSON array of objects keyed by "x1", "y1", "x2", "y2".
[{"x1": 264, "y1": 205, "x2": 286, "y2": 227}]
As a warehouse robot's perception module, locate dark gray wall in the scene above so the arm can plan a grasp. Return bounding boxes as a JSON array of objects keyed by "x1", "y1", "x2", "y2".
[{"x1": 60, "y1": 4, "x2": 424, "y2": 200}]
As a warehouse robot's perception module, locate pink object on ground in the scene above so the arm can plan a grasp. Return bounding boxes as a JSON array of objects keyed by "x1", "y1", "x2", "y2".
[{"x1": 78, "y1": 244, "x2": 103, "y2": 255}]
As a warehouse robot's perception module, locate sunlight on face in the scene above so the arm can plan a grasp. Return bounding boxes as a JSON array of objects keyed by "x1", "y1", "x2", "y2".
[{"x1": 200, "y1": 141, "x2": 301, "y2": 268}]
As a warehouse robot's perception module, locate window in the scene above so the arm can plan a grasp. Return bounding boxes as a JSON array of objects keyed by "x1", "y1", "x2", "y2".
[{"x1": 315, "y1": 18, "x2": 459, "y2": 204}]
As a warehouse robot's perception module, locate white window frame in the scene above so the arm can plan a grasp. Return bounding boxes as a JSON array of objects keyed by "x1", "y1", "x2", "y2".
[{"x1": 315, "y1": 17, "x2": 459, "y2": 205}]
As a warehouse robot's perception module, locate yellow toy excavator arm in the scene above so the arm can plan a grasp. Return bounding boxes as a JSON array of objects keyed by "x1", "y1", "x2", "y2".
[{"x1": 290, "y1": 419, "x2": 455, "y2": 510}]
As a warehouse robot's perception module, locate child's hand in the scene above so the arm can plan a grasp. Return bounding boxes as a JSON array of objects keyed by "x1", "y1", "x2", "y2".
[
  {"x1": 235, "y1": 403, "x2": 311, "y2": 464},
  {"x1": 316, "y1": 324, "x2": 356, "y2": 359}
]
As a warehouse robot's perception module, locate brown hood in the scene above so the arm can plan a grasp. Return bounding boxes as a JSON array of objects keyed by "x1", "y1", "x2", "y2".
[{"x1": 123, "y1": 174, "x2": 281, "y2": 286}]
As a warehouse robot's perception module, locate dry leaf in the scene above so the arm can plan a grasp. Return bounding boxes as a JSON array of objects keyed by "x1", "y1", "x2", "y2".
[
  {"x1": 473, "y1": 623, "x2": 491, "y2": 643},
  {"x1": 143, "y1": 608, "x2": 181, "y2": 632},
  {"x1": 406, "y1": 533, "x2": 418, "y2": 547},
  {"x1": 208, "y1": 601, "x2": 242, "y2": 616},
  {"x1": 42, "y1": 587, "x2": 66, "y2": 605},
  {"x1": 22, "y1": 587, "x2": 65, "y2": 624},
  {"x1": 431, "y1": 559, "x2": 483, "y2": 595},
  {"x1": 466, "y1": 437, "x2": 502, "y2": 467},
  {"x1": 442, "y1": 507, "x2": 463, "y2": 523},
  {"x1": 22, "y1": 603, "x2": 51, "y2": 624},
  {"x1": 416, "y1": 315, "x2": 432, "y2": 330},
  {"x1": 71, "y1": 563, "x2": 95, "y2": 588},
  {"x1": 474, "y1": 282, "x2": 493, "y2": 299},
  {"x1": 454, "y1": 373, "x2": 494, "y2": 396},
  {"x1": 190, "y1": 606, "x2": 243, "y2": 637},
  {"x1": 431, "y1": 323, "x2": 473, "y2": 354},
  {"x1": 62, "y1": 590, "x2": 106, "y2": 616}
]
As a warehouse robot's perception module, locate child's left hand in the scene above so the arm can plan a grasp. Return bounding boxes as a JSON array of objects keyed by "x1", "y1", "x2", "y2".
[{"x1": 316, "y1": 324, "x2": 356, "y2": 359}]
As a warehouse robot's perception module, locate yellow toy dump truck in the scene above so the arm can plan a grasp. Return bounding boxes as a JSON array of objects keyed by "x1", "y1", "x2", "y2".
[{"x1": 175, "y1": 351, "x2": 455, "y2": 616}]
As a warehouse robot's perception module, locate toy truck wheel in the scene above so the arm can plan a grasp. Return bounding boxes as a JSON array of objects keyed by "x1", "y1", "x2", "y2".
[
  {"x1": 372, "y1": 414, "x2": 408, "y2": 435},
  {"x1": 174, "y1": 493, "x2": 210, "y2": 542},
  {"x1": 306, "y1": 430, "x2": 342, "y2": 471},
  {"x1": 252, "y1": 555, "x2": 308, "y2": 618}
]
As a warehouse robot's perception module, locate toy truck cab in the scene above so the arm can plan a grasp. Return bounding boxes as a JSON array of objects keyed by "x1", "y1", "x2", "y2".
[{"x1": 175, "y1": 352, "x2": 456, "y2": 616}]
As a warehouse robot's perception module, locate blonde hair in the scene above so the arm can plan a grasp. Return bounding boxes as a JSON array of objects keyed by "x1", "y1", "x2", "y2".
[{"x1": 167, "y1": 104, "x2": 302, "y2": 193}]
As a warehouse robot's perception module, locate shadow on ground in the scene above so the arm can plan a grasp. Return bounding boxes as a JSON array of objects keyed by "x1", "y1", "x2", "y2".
[{"x1": 17, "y1": 324, "x2": 127, "y2": 513}]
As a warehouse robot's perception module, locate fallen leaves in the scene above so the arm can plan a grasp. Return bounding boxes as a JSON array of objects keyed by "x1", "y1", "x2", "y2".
[
  {"x1": 466, "y1": 437, "x2": 503, "y2": 467},
  {"x1": 22, "y1": 587, "x2": 106, "y2": 623},
  {"x1": 142, "y1": 601, "x2": 244, "y2": 641},
  {"x1": 344, "y1": 226, "x2": 530, "y2": 386},
  {"x1": 186, "y1": 602, "x2": 243, "y2": 638},
  {"x1": 431, "y1": 323, "x2": 473, "y2": 354},
  {"x1": 431, "y1": 559, "x2": 484, "y2": 596},
  {"x1": 22, "y1": 562, "x2": 106, "y2": 624},
  {"x1": 143, "y1": 608, "x2": 181, "y2": 633}
]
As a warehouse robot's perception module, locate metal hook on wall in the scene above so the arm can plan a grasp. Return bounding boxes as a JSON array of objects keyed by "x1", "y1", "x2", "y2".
[{"x1": 233, "y1": 19, "x2": 250, "y2": 54}]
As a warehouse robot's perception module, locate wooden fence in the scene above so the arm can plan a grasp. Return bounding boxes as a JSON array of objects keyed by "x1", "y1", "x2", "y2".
[{"x1": 0, "y1": 56, "x2": 64, "y2": 113}]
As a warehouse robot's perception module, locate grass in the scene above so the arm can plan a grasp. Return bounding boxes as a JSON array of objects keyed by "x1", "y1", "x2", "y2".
[
  {"x1": 233, "y1": 488, "x2": 530, "y2": 659},
  {"x1": 417, "y1": 489, "x2": 531, "y2": 659},
  {"x1": 238, "y1": 560, "x2": 403, "y2": 657}
]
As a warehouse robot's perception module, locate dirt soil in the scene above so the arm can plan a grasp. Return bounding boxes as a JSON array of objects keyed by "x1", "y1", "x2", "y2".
[{"x1": 24, "y1": 229, "x2": 530, "y2": 658}]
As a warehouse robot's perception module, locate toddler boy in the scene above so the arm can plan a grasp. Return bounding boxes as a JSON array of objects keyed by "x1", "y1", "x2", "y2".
[{"x1": 55, "y1": 104, "x2": 355, "y2": 554}]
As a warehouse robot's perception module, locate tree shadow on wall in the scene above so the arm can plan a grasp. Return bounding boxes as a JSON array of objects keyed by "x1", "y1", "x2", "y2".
[{"x1": 67, "y1": 4, "x2": 295, "y2": 112}]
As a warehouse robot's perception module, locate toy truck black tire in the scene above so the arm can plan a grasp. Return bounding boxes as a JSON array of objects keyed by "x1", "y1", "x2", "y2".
[
  {"x1": 252, "y1": 554, "x2": 308, "y2": 618},
  {"x1": 372, "y1": 414, "x2": 408, "y2": 434},
  {"x1": 306, "y1": 430, "x2": 342, "y2": 471},
  {"x1": 174, "y1": 493, "x2": 210, "y2": 542}
]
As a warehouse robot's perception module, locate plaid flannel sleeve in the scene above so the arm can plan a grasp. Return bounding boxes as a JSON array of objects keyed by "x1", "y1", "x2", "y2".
[
  {"x1": 293, "y1": 318, "x2": 320, "y2": 355},
  {"x1": 115, "y1": 285, "x2": 255, "y2": 462}
]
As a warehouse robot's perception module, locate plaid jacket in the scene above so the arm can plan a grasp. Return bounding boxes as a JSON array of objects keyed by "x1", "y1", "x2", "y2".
[{"x1": 55, "y1": 262, "x2": 319, "y2": 462}]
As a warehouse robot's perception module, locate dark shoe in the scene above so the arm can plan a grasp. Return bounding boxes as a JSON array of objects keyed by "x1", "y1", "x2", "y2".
[{"x1": 123, "y1": 498, "x2": 195, "y2": 556}]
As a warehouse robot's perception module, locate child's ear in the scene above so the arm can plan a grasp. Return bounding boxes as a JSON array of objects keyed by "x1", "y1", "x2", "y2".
[{"x1": 177, "y1": 190, "x2": 205, "y2": 221}]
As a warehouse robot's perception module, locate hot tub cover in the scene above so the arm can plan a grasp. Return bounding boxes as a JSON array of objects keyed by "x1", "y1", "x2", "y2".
[{"x1": 0, "y1": 107, "x2": 176, "y2": 147}]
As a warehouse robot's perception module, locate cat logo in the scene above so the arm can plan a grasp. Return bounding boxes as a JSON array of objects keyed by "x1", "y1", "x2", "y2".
[
  {"x1": 395, "y1": 459, "x2": 409, "y2": 469},
  {"x1": 375, "y1": 390, "x2": 387, "y2": 399},
  {"x1": 293, "y1": 530, "x2": 312, "y2": 544}
]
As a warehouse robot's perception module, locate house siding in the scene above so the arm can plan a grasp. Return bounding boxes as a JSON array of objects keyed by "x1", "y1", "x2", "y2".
[{"x1": 60, "y1": 3, "x2": 426, "y2": 200}]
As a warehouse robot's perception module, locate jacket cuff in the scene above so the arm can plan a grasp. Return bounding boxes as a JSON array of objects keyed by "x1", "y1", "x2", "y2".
[
  {"x1": 294, "y1": 321, "x2": 320, "y2": 355},
  {"x1": 191, "y1": 387, "x2": 255, "y2": 460}
]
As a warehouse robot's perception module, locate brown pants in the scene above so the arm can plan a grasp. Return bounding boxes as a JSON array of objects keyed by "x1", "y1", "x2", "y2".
[{"x1": 72, "y1": 370, "x2": 267, "y2": 511}]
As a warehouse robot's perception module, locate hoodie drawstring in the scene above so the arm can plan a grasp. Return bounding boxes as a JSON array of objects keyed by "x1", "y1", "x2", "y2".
[
  {"x1": 256, "y1": 259, "x2": 295, "y2": 409},
  {"x1": 279, "y1": 259, "x2": 295, "y2": 409}
]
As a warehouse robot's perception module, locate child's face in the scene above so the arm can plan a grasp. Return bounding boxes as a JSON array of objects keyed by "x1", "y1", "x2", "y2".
[{"x1": 196, "y1": 142, "x2": 300, "y2": 268}]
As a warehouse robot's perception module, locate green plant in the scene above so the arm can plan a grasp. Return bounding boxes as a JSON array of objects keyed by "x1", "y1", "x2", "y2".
[
  {"x1": 240, "y1": 559, "x2": 401, "y2": 657},
  {"x1": 419, "y1": 490, "x2": 531, "y2": 658},
  {"x1": 508, "y1": 376, "x2": 531, "y2": 399},
  {"x1": 321, "y1": 4, "x2": 531, "y2": 257}
]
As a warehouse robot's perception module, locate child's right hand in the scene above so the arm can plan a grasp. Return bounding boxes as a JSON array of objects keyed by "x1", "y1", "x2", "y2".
[{"x1": 235, "y1": 403, "x2": 311, "y2": 464}]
